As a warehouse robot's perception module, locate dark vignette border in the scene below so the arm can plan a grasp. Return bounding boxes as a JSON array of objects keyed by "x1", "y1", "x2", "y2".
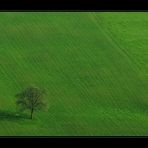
[
  {"x1": 1, "y1": 136, "x2": 148, "y2": 146},
  {"x1": 0, "y1": 0, "x2": 147, "y2": 11}
]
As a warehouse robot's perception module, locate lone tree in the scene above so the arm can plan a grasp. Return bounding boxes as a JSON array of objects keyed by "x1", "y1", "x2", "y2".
[{"x1": 15, "y1": 86, "x2": 46, "y2": 119}]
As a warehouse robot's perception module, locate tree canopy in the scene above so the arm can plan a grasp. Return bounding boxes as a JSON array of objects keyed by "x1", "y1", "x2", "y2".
[{"x1": 15, "y1": 86, "x2": 47, "y2": 119}]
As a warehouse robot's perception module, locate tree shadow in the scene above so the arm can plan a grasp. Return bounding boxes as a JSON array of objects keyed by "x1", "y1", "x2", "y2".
[{"x1": 0, "y1": 110, "x2": 28, "y2": 121}]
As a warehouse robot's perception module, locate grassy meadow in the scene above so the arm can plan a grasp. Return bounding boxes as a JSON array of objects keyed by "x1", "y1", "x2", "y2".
[{"x1": 0, "y1": 12, "x2": 147, "y2": 135}]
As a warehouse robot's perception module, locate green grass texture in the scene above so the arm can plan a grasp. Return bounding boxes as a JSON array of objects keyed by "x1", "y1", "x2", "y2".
[{"x1": 0, "y1": 12, "x2": 147, "y2": 136}]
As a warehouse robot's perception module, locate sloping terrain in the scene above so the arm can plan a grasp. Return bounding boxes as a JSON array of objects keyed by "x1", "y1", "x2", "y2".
[{"x1": 0, "y1": 12, "x2": 147, "y2": 135}]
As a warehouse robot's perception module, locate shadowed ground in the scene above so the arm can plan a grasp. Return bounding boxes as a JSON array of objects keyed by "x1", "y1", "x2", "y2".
[{"x1": 0, "y1": 110, "x2": 28, "y2": 121}]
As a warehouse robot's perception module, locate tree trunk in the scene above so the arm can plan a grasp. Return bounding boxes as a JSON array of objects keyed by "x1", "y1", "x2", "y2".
[{"x1": 30, "y1": 108, "x2": 34, "y2": 119}]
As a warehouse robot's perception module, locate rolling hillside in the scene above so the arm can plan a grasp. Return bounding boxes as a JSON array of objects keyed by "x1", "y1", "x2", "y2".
[{"x1": 0, "y1": 12, "x2": 147, "y2": 135}]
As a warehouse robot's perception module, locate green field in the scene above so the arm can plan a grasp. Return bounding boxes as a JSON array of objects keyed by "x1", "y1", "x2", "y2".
[{"x1": 0, "y1": 12, "x2": 147, "y2": 136}]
